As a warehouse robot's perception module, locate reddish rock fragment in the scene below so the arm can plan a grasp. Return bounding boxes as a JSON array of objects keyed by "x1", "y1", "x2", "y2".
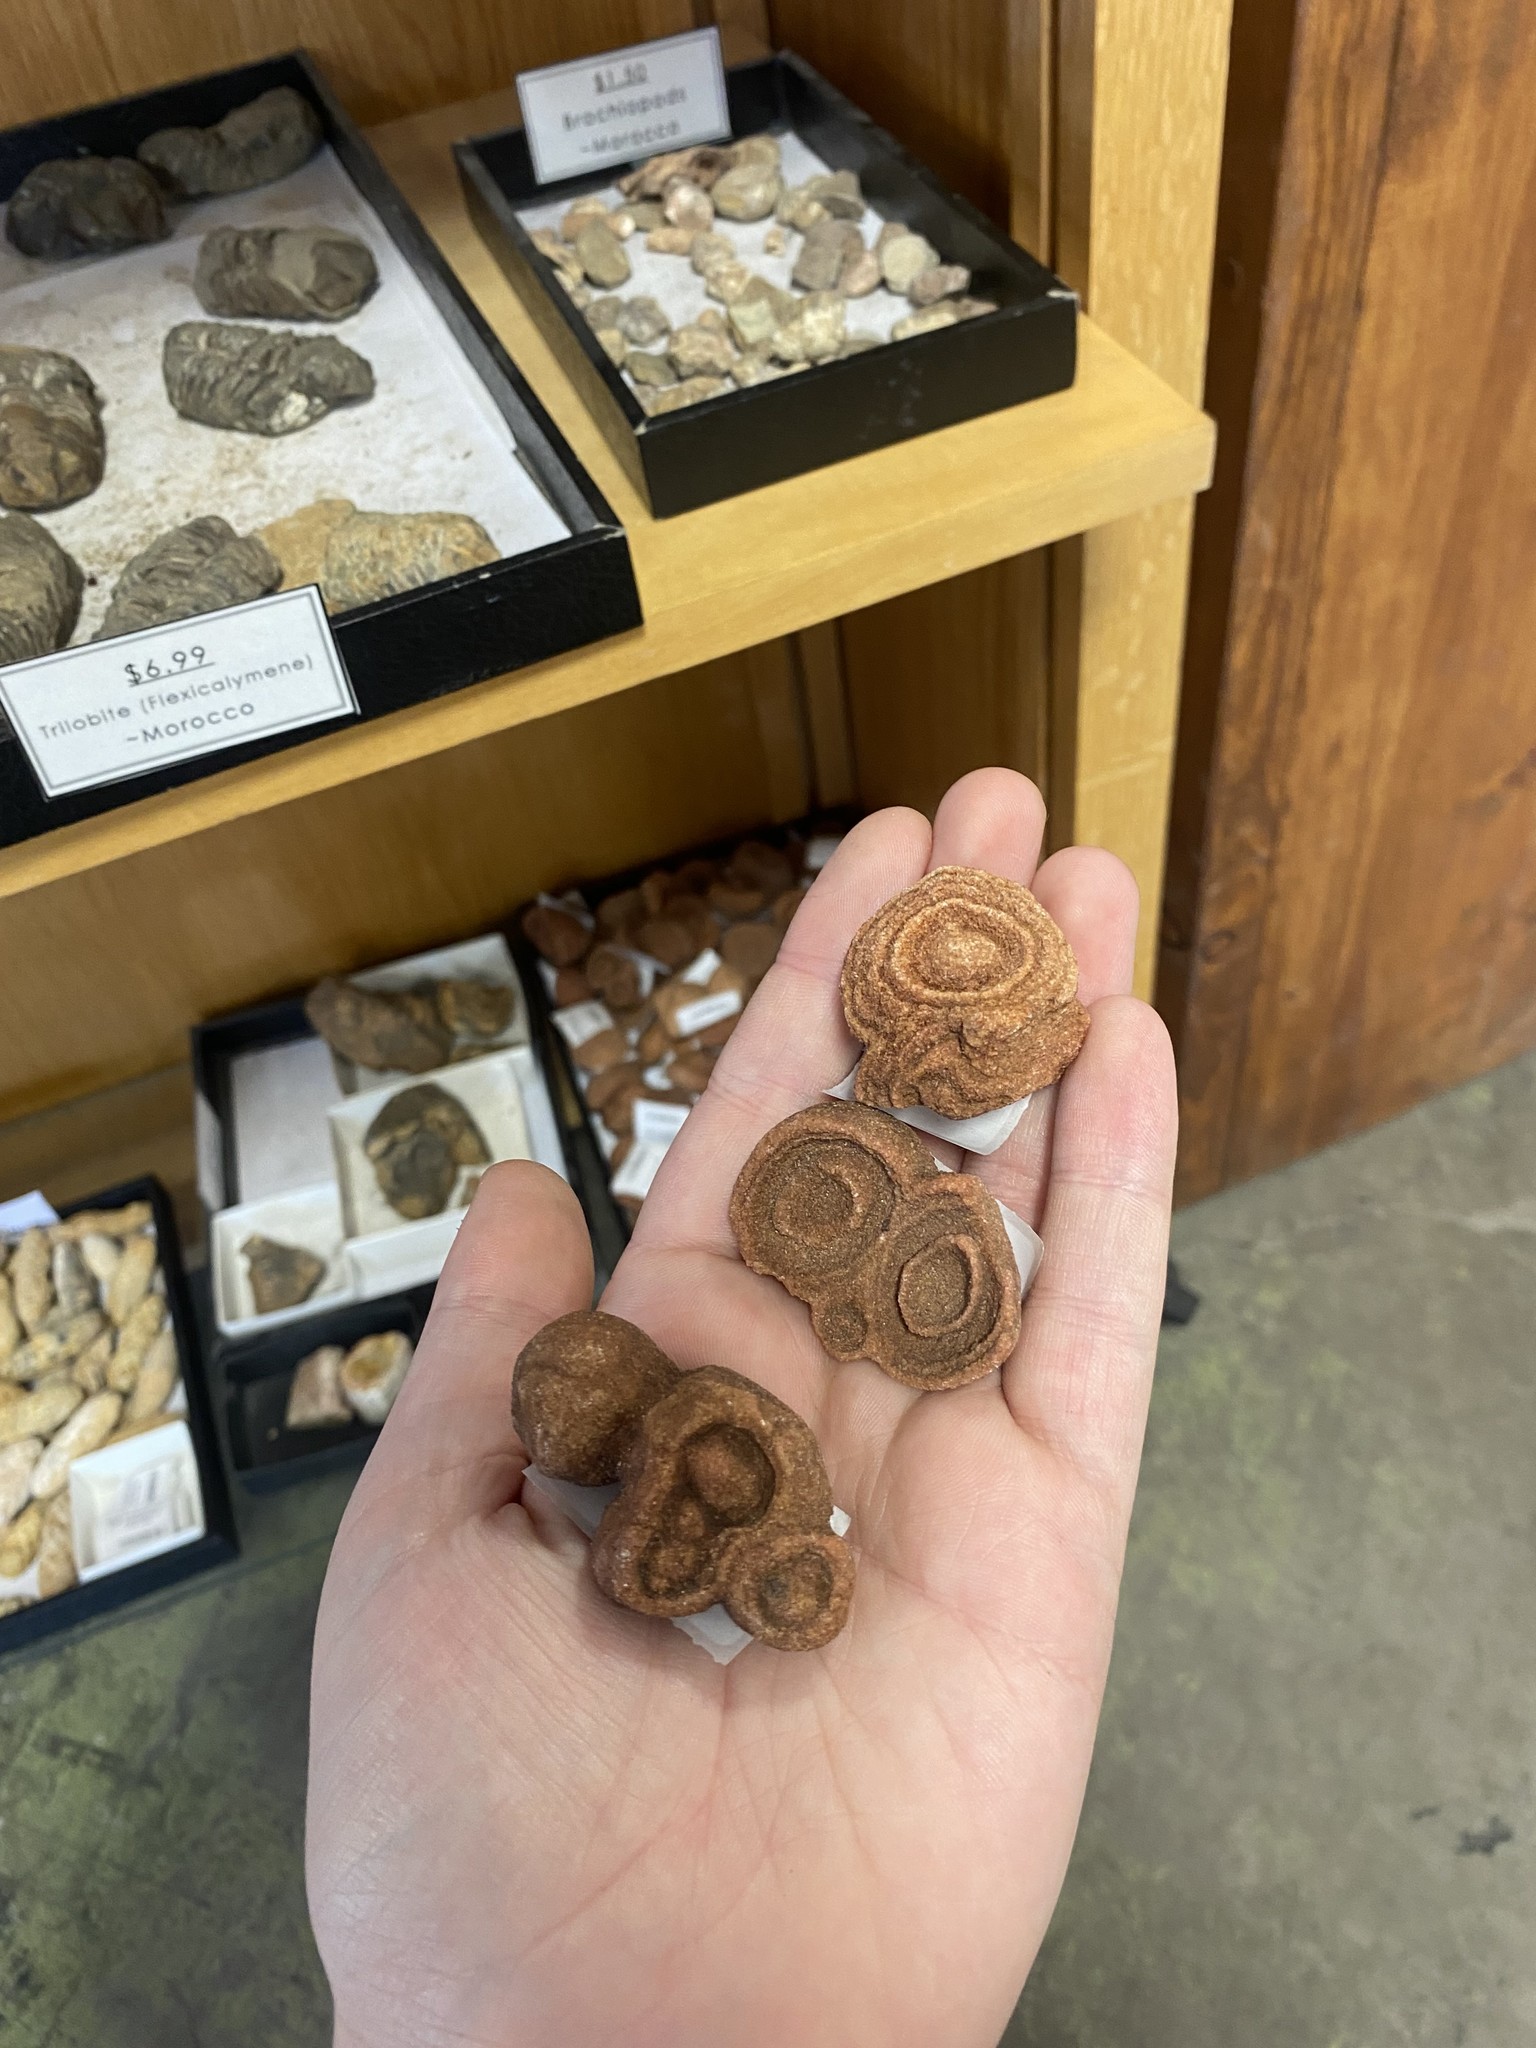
[{"x1": 730, "y1": 1099, "x2": 1020, "y2": 1390}]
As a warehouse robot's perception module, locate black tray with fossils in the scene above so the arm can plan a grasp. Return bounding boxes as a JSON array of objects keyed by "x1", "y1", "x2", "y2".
[
  {"x1": 510, "y1": 813, "x2": 855, "y2": 1288},
  {"x1": 454, "y1": 52, "x2": 1077, "y2": 517},
  {"x1": 0, "y1": 51, "x2": 641, "y2": 851},
  {"x1": 189, "y1": 934, "x2": 567, "y2": 1372},
  {"x1": 220, "y1": 1284, "x2": 430, "y2": 1492},
  {"x1": 0, "y1": 1176, "x2": 238, "y2": 1655}
]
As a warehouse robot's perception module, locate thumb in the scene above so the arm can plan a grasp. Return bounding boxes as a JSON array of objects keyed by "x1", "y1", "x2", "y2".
[{"x1": 356, "y1": 1160, "x2": 594, "y2": 1524}]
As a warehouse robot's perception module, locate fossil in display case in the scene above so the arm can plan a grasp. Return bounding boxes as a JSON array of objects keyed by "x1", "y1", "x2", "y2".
[
  {"x1": 0, "y1": 347, "x2": 106, "y2": 512},
  {"x1": 0, "y1": 512, "x2": 83, "y2": 665},
  {"x1": 512, "y1": 1310, "x2": 854, "y2": 1651},
  {"x1": 137, "y1": 87, "x2": 323, "y2": 198},
  {"x1": 5, "y1": 157, "x2": 168, "y2": 261},
  {"x1": 526, "y1": 134, "x2": 997, "y2": 415},
  {"x1": 257, "y1": 499, "x2": 498, "y2": 611},
  {"x1": 194, "y1": 225, "x2": 379, "y2": 322},
  {"x1": 305, "y1": 975, "x2": 455, "y2": 1073},
  {"x1": 0, "y1": 1202, "x2": 191, "y2": 1610},
  {"x1": 162, "y1": 322, "x2": 374, "y2": 437},
  {"x1": 285, "y1": 1330, "x2": 415, "y2": 1430},
  {"x1": 242, "y1": 1235, "x2": 327, "y2": 1315},
  {"x1": 93, "y1": 515, "x2": 280, "y2": 641},
  {"x1": 364, "y1": 1082, "x2": 491, "y2": 1220}
]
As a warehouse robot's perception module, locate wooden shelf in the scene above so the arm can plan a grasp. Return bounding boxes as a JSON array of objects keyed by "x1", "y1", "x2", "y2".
[{"x1": 0, "y1": 86, "x2": 1213, "y2": 907}]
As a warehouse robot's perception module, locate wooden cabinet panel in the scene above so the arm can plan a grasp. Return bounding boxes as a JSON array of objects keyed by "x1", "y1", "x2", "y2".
[
  {"x1": 0, "y1": 0, "x2": 672, "y2": 130},
  {"x1": 1171, "y1": 0, "x2": 1536, "y2": 1197}
]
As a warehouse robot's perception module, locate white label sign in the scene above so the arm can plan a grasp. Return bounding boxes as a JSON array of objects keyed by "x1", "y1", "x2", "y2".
[
  {"x1": 0, "y1": 585, "x2": 357, "y2": 799},
  {"x1": 675, "y1": 988, "x2": 741, "y2": 1037},
  {"x1": 516, "y1": 28, "x2": 730, "y2": 185},
  {"x1": 632, "y1": 1098, "x2": 691, "y2": 1147}
]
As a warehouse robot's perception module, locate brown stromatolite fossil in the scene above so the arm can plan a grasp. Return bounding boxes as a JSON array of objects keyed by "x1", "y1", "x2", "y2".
[
  {"x1": 521, "y1": 901, "x2": 591, "y2": 967},
  {"x1": 841, "y1": 866, "x2": 1089, "y2": 1118},
  {"x1": 729, "y1": 1099, "x2": 1021, "y2": 1390},
  {"x1": 512, "y1": 1309, "x2": 680, "y2": 1485},
  {"x1": 511, "y1": 1310, "x2": 853, "y2": 1650},
  {"x1": 305, "y1": 976, "x2": 452, "y2": 1073},
  {"x1": 0, "y1": 347, "x2": 105, "y2": 511}
]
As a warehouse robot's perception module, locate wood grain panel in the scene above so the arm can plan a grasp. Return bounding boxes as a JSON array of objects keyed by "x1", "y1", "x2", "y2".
[
  {"x1": 0, "y1": 654, "x2": 802, "y2": 1123},
  {"x1": 842, "y1": 559, "x2": 1050, "y2": 820},
  {"x1": 1157, "y1": 0, "x2": 1302, "y2": 1055},
  {"x1": 0, "y1": 0, "x2": 671, "y2": 131},
  {"x1": 1169, "y1": 0, "x2": 1405, "y2": 1198}
]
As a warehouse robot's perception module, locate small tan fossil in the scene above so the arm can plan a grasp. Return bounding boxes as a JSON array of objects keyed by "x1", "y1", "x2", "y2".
[
  {"x1": 0, "y1": 1375, "x2": 84, "y2": 1449},
  {"x1": 35, "y1": 1492, "x2": 76, "y2": 1598},
  {"x1": 0, "y1": 1500, "x2": 44, "y2": 1578},
  {"x1": 106, "y1": 1234, "x2": 157, "y2": 1325},
  {"x1": 11, "y1": 1229, "x2": 52, "y2": 1335},
  {"x1": 124, "y1": 1331, "x2": 178, "y2": 1424},
  {"x1": 29, "y1": 1391, "x2": 123, "y2": 1499},
  {"x1": 106, "y1": 1293, "x2": 165, "y2": 1395}
]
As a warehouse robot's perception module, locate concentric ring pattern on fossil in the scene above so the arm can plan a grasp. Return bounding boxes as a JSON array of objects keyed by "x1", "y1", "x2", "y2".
[
  {"x1": 729, "y1": 1100, "x2": 1021, "y2": 1390},
  {"x1": 841, "y1": 865, "x2": 1090, "y2": 1119},
  {"x1": 511, "y1": 1312, "x2": 853, "y2": 1651}
]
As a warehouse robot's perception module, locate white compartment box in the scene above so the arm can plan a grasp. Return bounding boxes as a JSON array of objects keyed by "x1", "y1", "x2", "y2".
[
  {"x1": 210, "y1": 1182, "x2": 354, "y2": 1339},
  {"x1": 333, "y1": 1046, "x2": 569, "y2": 1293}
]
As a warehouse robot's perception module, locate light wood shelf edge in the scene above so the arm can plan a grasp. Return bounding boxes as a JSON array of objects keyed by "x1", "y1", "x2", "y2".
[{"x1": 0, "y1": 94, "x2": 1213, "y2": 907}]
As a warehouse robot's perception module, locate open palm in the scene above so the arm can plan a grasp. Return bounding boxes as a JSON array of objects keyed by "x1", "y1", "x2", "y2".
[{"x1": 308, "y1": 769, "x2": 1177, "y2": 2048}]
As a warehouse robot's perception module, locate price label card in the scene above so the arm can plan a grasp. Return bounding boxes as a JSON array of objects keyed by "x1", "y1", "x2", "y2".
[
  {"x1": 0, "y1": 585, "x2": 358, "y2": 800},
  {"x1": 516, "y1": 28, "x2": 731, "y2": 185}
]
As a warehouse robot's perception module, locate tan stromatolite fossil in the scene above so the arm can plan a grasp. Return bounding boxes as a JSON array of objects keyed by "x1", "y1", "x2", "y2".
[
  {"x1": 730, "y1": 1099, "x2": 1021, "y2": 1391},
  {"x1": 841, "y1": 866, "x2": 1089, "y2": 1119},
  {"x1": 511, "y1": 1310, "x2": 853, "y2": 1650}
]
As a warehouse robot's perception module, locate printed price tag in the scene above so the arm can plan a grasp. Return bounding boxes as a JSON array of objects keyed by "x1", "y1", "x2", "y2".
[
  {"x1": 0, "y1": 1190, "x2": 60, "y2": 1233},
  {"x1": 552, "y1": 1000, "x2": 615, "y2": 1048},
  {"x1": 516, "y1": 28, "x2": 731, "y2": 185},
  {"x1": 0, "y1": 585, "x2": 357, "y2": 800}
]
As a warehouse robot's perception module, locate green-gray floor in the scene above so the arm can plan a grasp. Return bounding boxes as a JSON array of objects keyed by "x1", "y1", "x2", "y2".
[{"x1": 4, "y1": 1054, "x2": 1534, "y2": 2045}]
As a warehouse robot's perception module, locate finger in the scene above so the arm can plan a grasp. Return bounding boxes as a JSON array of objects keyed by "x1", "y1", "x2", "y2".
[
  {"x1": 1002, "y1": 995, "x2": 1177, "y2": 1511},
  {"x1": 360, "y1": 1160, "x2": 594, "y2": 1522},
  {"x1": 926, "y1": 765, "x2": 1047, "y2": 882},
  {"x1": 967, "y1": 845, "x2": 1140, "y2": 1223},
  {"x1": 625, "y1": 803, "x2": 932, "y2": 1257}
]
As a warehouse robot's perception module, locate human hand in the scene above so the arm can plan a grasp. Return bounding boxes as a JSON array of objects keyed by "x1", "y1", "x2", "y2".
[{"x1": 307, "y1": 768, "x2": 1177, "y2": 2048}]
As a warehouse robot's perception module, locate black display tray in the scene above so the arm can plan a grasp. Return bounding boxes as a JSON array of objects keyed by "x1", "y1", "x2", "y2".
[
  {"x1": 0, "y1": 1176, "x2": 239, "y2": 1657},
  {"x1": 0, "y1": 51, "x2": 642, "y2": 851},
  {"x1": 512, "y1": 811, "x2": 856, "y2": 1285},
  {"x1": 220, "y1": 1285, "x2": 431, "y2": 1491},
  {"x1": 455, "y1": 52, "x2": 1077, "y2": 517}
]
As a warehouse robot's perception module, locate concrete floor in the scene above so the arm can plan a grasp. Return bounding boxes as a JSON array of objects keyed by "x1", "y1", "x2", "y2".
[{"x1": 3, "y1": 1054, "x2": 1534, "y2": 2045}]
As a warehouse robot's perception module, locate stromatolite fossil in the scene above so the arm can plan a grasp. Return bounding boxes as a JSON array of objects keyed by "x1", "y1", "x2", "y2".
[
  {"x1": 730, "y1": 1099, "x2": 1021, "y2": 1390},
  {"x1": 163, "y1": 322, "x2": 374, "y2": 436},
  {"x1": 0, "y1": 512, "x2": 83, "y2": 666},
  {"x1": 841, "y1": 866, "x2": 1090, "y2": 1118},
  {"x1": 339, "y1": 1330, "x2": 412, "y2": 1424},
  {"x1": 0, "y1": 347, "x2": 105, "y2": 511},
  {"x1": 194, "y1": 225, "x2": 378, "y2": 321},
  {"x1": 93, "y1": 516, "x2": 280, "y2": 641},
  {"x1": 512, "y1": 1310, "x2": 854, "y2": 1650},
  {"x1": 138, "y1": 87, "x2": 322, "y2": 197},
  {"x1": 241, "y1": 1235, "x2": 326, "y2": 1315},
  {"x1": 5, "y1": 157, "x2": 166, "y2": 260},
  {"x1": 305, "y1": 976, "x2": 453, "y2": 1073},
  {"x1": 364, "y1": 1082, "x2": 490, "y2": 1219}
]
